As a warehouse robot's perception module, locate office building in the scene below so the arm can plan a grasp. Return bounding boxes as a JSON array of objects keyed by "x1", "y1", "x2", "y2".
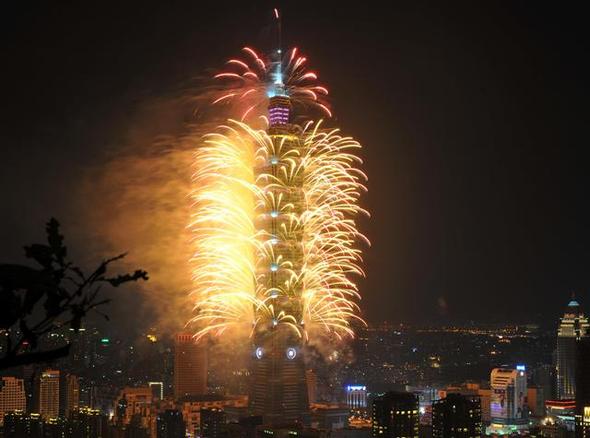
[
  {"x1": 174, "y1": 333, "x2": 208, "y2": 399},
  {"x1": 557, "y1": 297, "x2": 589, "y2": 400},
  {"x1": 488, "y1": 367, "x2": 528, "y2": 435},
  {"x1": 346, "y1": 385, "x2": 368, "y2": 410},
  {"x1": 61, "y1": 374, "x2": 80, "y2": 417},
  {"x1": 114, "y1": 386, "x2": 154, "y2": 427},
  {"x1": 39, "y1": 369, "x2": 60, "y2": 419},
  {"x1": 431, "y1": 393, "x2": 481, "y2": 438},
  {"x1": 0, "y1": 377, "x2": 26, "y2": 424},
  {"x1": 371, "y1": 391, "x2": 419, "y2": 437}
]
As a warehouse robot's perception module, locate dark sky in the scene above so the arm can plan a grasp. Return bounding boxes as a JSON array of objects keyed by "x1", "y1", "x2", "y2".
[{"x1": 2, "y1": 2, "x2": 589, "y2": 329}]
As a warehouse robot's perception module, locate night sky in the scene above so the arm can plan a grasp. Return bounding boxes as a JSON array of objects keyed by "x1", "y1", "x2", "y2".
[{"x1": 2, "y1": 2, "x2": 589, "y2": 330}]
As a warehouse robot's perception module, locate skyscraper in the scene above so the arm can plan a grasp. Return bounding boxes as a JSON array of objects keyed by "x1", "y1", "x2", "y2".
[
  {"x1": 488, "y1": 367, "x2": 528, "y2": 435},
  {"x1": 249, "y1": 73, "x2": 309, "y2": 425},
  {"x1": 0, "y1": 377, "x2": 26, "y2": 425},
  {"x1": 60, "y1": 374, "x2": 79, "y2": 417},
  {"x1": 174, "y1": 333, "x2": 207, "y2": 399},
  {"x1": 432, "y1": 393, "x2": 482, "y2": 438},
  {"x1": 557, "y1": 297, "x2": 589, "y2": 400},
  {"x1": 39, "y1": 369, "x2": 60, "y2": 419},
  {"x1": 371, "y1": 391, "x2": 419, "y2": 438}
]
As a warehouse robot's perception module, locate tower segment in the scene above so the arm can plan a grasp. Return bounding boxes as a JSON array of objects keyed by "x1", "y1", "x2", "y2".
[{"x1": 249, "y1": 65, "x2": 309, "y2": 425}]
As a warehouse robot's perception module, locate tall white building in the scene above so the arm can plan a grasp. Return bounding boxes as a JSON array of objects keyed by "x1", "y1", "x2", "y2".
[
  {"x1": 556, "y1": 297, "x2": 589, "y2": 400},
  {"x1": 488, "y1": 367, "x2": 528, "y2": 435},
  {"x1": 0, "y1": 377, "x2": 26, "y2": 425}
]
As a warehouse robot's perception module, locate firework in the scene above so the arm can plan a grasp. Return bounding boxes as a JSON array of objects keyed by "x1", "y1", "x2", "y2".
[
  {"x1": 211, "y1": 47, "x2": 332, "y2": 122},
  {"x1": 190, "y1": 81, "x2": 368, "y2": 341}
]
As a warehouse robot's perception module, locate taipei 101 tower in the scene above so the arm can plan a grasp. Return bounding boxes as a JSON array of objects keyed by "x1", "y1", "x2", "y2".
[
  {"x1": 249, "y1": 41, "x2": 310, "y2": 424},
  {"x1": 191, "y1": 8, "x2": 367, "y2": 427}
]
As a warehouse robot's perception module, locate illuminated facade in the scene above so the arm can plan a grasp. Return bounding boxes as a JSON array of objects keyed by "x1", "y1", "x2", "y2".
[
  {"x1": 250, "y1": 89, "x2": 309, "y2": 425},
  {"x1": 174, "y1": 333, "x2": 207, "y2": 399},
  {"x1": 39, "y1": 369, "x2": 60, "y2": 419},
  {"x1": 557, "y1": 298, "x2": 589, "y2": 400},
  {"x1": 0, "y1": 377, "x2": 26, "y2": 425},
  {"x1": 346, "y1": 385, "x2": 368, "y2": 409},
  {"x1": 63, "y1": 374, "x2": 79, "y2": 417},
  {"x1": 488, "y1": 367, "x2": 528, "y2": 435},
  {"x1": 371, "y1": 391, "x2": 419, "y2": 438}
]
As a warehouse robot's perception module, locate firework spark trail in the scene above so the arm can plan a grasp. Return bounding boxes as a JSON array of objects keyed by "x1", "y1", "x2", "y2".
[
  {"x1": 211, "y1": 47, "x2": 332, "y2": 122},
  {"x1": 190, "y1": 116, "x2": 369, "y2": 341}
]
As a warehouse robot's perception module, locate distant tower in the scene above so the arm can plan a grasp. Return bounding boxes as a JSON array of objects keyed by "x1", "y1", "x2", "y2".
[
  {"x1": 174, "y1": 333, "x2": 207, "y2": 399},
  {"x1": 432, "y1": 393, "x2": 482, "y2": 438},
  {"x1": 249, "y1": 45, "x2": 309, "y2": 425},
  {"x1": 39, "y1": 370, "x2": 60, "y2": 419},
  {"x1": 556, "y1": 296, "x2": 589, "y2": 399},
  {"x1": 371, "y1": 391, "x2": 419, "y2": 438},
  {"x1": 62, "y1": 374, "x2": 80, "y2": 417}
]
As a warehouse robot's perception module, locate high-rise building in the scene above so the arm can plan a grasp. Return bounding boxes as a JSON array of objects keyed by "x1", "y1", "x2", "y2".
[
  {"x1": 60, "y1": 373, "x2": 80, "y2": 417},
  {"x1": 157, "y1": 409, "x2": 185, "y2": 438},
  {"x1": 488, "y1": 367, "x2": 528, "y2": 435},
  {"x1": 39, "y1": 369, "x2": 60, "y2": 419},
  {"x1": 346, "y1": 385, "x2": 368, "y2": 410},
  {"x1": 557, "y1": 297, "x2": 589, "y2": 400},
  {"x1": 200, "y1": 407, "x2": 227, "y2": 438},
  {"x1": 249, "y1": 76, "x2": 309, "y2": 426},
  {"x1": 371, "y1": 391, "x2": 419, "y2": 438},
  {"x1": 576, "y1": 332, "x2": 590, "y2": 437},
  {"x1": 431, "y1": 393, "x2": 482, "y2": 438},
  {"x1": 174, "y1": 333, "x2": 207, "y2": 399},
  {"x1": 0, "y1": 377, "x2": 26, "y2": 424}
]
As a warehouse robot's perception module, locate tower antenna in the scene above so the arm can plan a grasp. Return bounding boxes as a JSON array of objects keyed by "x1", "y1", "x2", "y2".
[{"x1": 274, "y1": 8, "x2": 281, "y2": 55}]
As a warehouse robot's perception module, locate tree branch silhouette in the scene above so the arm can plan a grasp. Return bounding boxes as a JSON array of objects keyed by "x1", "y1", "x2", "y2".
[{"x1": 0, "y1": 218, "x2": 148, "y2": 370}]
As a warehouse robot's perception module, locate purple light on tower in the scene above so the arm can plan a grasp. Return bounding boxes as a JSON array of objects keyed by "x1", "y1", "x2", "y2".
[{"x1": 268, "y1": 95, "x2": 291, "y2": 127}]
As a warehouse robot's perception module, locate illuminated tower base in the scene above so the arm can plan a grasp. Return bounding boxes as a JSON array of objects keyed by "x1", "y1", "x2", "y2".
[{"x1": 250, "y1": 328, "x2": 309, "y2": 425}]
